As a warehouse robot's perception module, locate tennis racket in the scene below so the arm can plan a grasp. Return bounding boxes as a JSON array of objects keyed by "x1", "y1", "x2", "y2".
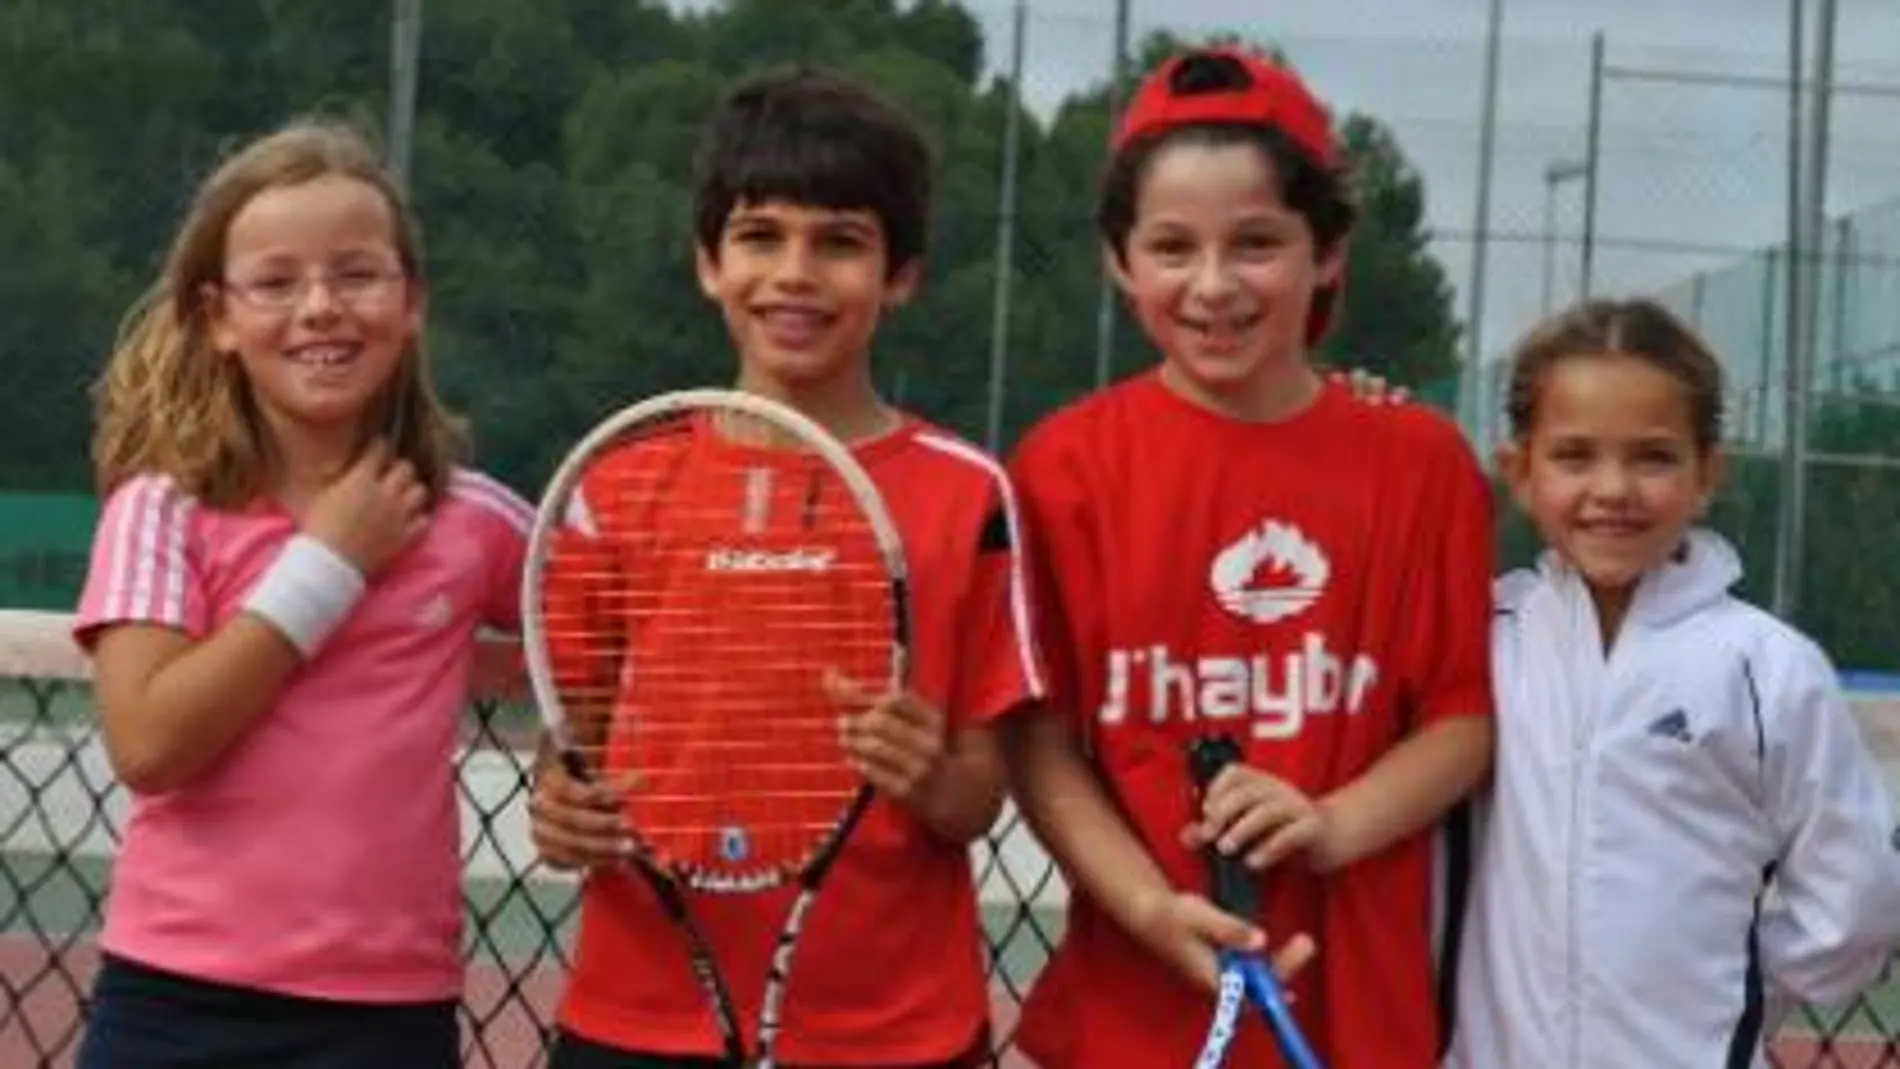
[
  {"x1": 1188, "y1": 734, "x2": 1326, "y2": 1069},
  {"x1": 521, "y1": 388, "x2": 909, "y2": 1068}
]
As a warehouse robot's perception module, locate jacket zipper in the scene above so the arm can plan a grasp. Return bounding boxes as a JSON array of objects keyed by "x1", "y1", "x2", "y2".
[{"x1": 1566, "y1": 597, "x2": 1617, "y2": 1068}]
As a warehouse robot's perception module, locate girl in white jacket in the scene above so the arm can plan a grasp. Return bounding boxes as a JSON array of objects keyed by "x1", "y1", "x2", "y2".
[{"x1": 1448, "y1": 297, "x2": 1900, "y2": 1068}]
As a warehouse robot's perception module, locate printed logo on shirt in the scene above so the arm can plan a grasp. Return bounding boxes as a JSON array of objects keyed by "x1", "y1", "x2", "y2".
[
  {"x1": 1210, "y1": 519, "x2": 1329, "y2": 624},
  {"x1": 1098, "y1": 637, "x2": 1379, "y2": 740},
  {"x1": 414, "y1": 592, "x2": 454, "y2": 630},
  {"x1": 1097, "y1": 518, "x2": 1376, "y2": 740},
  {"x1": 1647, "y1": 707, "x2": 1695, "y2": 744}
]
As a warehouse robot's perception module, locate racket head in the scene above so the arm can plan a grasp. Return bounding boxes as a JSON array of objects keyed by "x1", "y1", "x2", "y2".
[{"x1": 521, "y1": 388, "x2": 909, "y2": 891}]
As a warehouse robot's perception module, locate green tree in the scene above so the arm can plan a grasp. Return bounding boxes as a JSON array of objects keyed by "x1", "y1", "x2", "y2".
[
  {"x1": 0, "y1": 157, "x2": 124, "y2": 489},
  {"x1": 1321, "y1": 115, "x2": 1462, "y2": 393}
]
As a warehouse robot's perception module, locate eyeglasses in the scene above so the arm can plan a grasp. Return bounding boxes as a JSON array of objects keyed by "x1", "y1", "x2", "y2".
[{"x1": 221, "y1": 265, "x2": 407, "y2": 312}]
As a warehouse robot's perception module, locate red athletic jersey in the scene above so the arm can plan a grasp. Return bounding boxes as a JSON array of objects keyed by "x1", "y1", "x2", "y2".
[
  {"x1": 554, "y1": 417, "x2": 1044, "y2": 1065},
  {"x1": 1009, "y1": 373, "x2": 1494, "y2": 1069}
]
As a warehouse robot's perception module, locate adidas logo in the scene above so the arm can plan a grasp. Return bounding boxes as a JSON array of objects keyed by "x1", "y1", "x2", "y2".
[
  {"x1": 414, "y1": 592, "x2": 454, "y2": 630},
  {"x1": 1647, "y1": 708, "x2": 1694, "y2": 743}
]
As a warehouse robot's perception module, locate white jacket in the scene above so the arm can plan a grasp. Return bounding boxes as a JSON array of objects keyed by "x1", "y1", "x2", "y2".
[{"x1": 1447, "y1": 529, "x2": 1900, "y2": 1069}]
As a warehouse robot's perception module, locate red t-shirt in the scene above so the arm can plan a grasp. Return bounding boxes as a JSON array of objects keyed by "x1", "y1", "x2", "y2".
[
  {"x1": 555, "y1": 416, "x2": 1044, "y2": 1064},
  {"x1": 1008, "y1": 373, "x2": 1494, "y2": 1069}
]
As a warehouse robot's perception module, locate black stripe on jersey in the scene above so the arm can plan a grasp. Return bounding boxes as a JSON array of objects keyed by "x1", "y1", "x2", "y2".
[
  {"x1": 1728, "y1": 657, "x2": 1771, "y2": 1068},
  {"x1": 976, "y1": 504, "x2": 1012, "y2": 553},
  {"x1": 1741, "y1": 655, "x2": 1765, "y2": 764},
  {"x1": 1726, "y1": 862, "x2": 1775, "y2": 1067},
  {"x1": 1435, "y1": 799, "x2": 1474, "y2": 1061}
]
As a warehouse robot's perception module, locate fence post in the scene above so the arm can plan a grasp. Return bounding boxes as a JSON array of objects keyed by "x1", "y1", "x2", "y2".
[{"x1": 388, "y1": 0, "x2": 423, "y2": 190}]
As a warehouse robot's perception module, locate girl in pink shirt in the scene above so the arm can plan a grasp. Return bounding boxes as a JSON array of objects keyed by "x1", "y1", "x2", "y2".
[{"x1": 71, "y1": 117, "x2": 529, "y2": 1069}]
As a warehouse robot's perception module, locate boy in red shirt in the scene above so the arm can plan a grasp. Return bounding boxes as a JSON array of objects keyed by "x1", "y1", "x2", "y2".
[
  {"x1": 1005, "y1": 47, "x2": 1496, "y2": 1068},
  {"x1": 525, "y1": 70, "x2": 1044, "y2": 1067}
]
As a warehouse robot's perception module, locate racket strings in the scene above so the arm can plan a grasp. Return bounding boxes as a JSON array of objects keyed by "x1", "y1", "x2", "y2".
[{"x1": 540, "y1": 414, "x2": 892, "y2": 885}]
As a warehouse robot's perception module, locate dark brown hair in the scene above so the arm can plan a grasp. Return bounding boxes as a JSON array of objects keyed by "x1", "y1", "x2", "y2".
[
  {"x1": 1505, "y1": 297, "x2": 1725, "y2": 452},
  {"x1": 693, "y1": 67, "x2": 931, "y2": 278}
]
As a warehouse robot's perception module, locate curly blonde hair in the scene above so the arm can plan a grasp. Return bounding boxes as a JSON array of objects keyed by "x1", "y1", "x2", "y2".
[{"x1": 90, "y1": 116, "x2": 466, "y2": 507}]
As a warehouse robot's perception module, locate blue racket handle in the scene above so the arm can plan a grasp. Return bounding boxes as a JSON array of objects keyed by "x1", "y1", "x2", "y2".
[
  {"x1": 1232, "y1": 952, "x2": 1325, "y2": 1069},
  {"x1": 1189, "y1": 735, "x2": 1327, "y2": 1069}
]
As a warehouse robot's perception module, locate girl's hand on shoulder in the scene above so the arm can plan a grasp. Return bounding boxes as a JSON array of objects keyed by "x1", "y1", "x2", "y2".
[{"x1": 302, "y1": 440, "x2": 429, "y2": 575}]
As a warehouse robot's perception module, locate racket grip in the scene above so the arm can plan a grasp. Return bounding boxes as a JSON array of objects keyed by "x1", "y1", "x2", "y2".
[
  {"x1": 1192, "y1": 736, "x2": 1327, "y2": 1069},
  {"x1": 1186, "y1": 734, "x2": 1258, "y2": 917}
]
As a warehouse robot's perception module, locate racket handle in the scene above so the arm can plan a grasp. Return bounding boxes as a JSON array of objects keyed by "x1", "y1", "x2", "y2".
[
  {"x1": 1191, "y1": 735, "x2": 1328, "y2": 1068},
  {"x1": 1186, "y1": 734, "x2": 1258, "y2": 917},
  {"x1": 1235, "y1": 954, "x2": 1326, "y2": 1069}
]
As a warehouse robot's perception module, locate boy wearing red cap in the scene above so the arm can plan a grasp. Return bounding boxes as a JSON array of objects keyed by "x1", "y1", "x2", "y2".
[{"x1": 1004, "y1": 47, "x2": 1496, "y2": 1068}]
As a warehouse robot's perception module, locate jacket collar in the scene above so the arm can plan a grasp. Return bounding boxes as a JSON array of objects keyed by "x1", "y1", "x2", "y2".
[{"x1": 1499, "y1": 527, "x2": 1742, "y2": 631}]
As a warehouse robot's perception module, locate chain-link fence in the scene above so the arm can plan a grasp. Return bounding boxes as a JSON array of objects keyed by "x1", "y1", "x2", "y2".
[
  {"x1": 1448, "y1": 11, "x2": 1900, "y2": 667},
  {"x1": 4, "y1": 607, "x2": 1897, "y2": 1068},
  {"x1": 0, "y1": 609, "x2": 1068, "y2": 1068}
]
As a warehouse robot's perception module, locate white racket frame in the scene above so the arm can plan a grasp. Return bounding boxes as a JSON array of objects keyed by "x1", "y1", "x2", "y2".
[{"x1": 520, "y1": 387, "x2": 911, "y2": 759}]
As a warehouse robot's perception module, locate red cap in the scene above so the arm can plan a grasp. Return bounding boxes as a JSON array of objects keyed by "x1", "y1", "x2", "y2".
[
  {"x1": 1113, "y1": 48, "x2": 1346, "y2": 345},
  {"x1": 1113, "y1": 48, "x2": 1339, "y2": 169}
]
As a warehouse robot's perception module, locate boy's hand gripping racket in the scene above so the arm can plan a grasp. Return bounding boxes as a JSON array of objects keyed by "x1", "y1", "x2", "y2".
[
  {"x1": 521, "y1": 388, "x2": 909, "y2": 1069},
  {"x1": 1188, "y1": 735, "x2": 1326, "y2": 1069}
]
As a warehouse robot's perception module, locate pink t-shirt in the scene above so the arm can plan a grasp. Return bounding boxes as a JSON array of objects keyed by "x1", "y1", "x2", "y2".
[{"x1": 73, "y1": 468, "x2": 531, "y2": 1003}]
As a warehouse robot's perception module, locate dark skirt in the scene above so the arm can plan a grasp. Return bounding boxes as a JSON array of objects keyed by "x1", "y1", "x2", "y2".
[{"x1": 76, "y1": 951, "x2": 459, "y2": 1069}]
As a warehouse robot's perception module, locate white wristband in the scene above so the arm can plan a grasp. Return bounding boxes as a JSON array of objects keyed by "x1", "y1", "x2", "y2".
[{"x1": 242, "y1": 535, "x2": 367, "y2": 658}]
